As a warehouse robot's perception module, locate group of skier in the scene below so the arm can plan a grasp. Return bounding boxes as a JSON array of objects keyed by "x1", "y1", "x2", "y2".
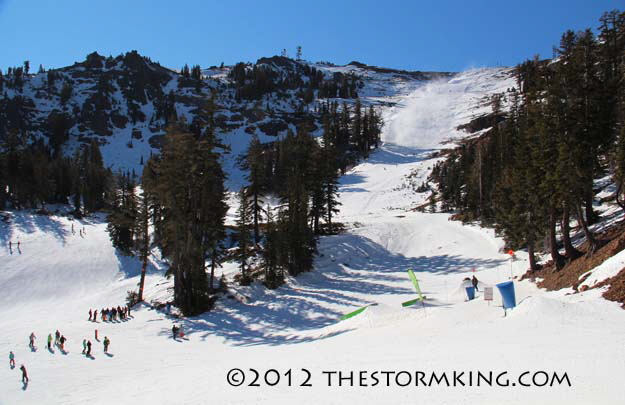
[
  {"x1": 88, "y1": 305, "x2": 131, "y2": 322},
  {"x1": 81, "y1": 336, "x2": 110, "y2": 356},
  {"x1": 48, "y1": 330, "x2": 68, "y2": 351},
  {"x1": 8, "y1": 330, "x2": 113, "y2": 387}
]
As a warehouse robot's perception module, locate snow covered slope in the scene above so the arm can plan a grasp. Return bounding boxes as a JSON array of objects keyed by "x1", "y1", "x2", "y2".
[
  {"x1": 383, "y1": 67, "x2": 515, "y2": 148},
  {"x1": 2, "y1": 67, "x2": 625, "y2": 405}
]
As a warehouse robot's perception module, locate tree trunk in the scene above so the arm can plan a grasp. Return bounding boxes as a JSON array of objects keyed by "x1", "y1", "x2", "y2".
[
  {"x1": 617, "y1": 182, "x2": 625, "y2": 211},
  {"x1": 326, "y1": 188, "x2": 333, "y2": 229},
  {"x1": 575, "y1": 203, "x2": 600, "y2": 255},
  {"x1": 548, "y1": 209, "x2": 565, "y2": 270},
  {"x1": 138, "y1": 253, "x2": 148, "y2": 302},
  {"x1": 478, "y1": 146, "x2": 483, "y2": 218},
  {"x1": 209, "y1": 249, "x2": 216, "y2": 293},
  {"x1": 138, "y1": 194, "x2": 149, "y2": 302},
  {"x1": 314, "y1": 212, "x2": 320, "y2": 235},
  {"x1": 561, "y1": 203, "x2": 582, "y2": 260},
  {"x1": 585, "y1": 193, "x2": 598, "y2": 226},
  {"x1": 528, "y1": 241, "x2": 539, "y2": 271},
  {"x1": 253, "y1": 191, "x2": 260, "y2": 244}
]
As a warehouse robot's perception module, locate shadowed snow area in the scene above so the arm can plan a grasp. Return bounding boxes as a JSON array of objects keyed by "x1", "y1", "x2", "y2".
[{"x1": 1, "y1": 68, "x2": 625, "y2": 405}]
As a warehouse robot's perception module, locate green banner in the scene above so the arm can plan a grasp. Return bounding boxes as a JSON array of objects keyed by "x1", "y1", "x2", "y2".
[
  {"x1": 408, "y1": 269, "x2": 425, "y2": 301},
  {"x1": 340, "y1": 305, "x2": 369, "y2": 321},
  {"x1": 402, "y1": 298, "x2": 420, "y2": 307}
]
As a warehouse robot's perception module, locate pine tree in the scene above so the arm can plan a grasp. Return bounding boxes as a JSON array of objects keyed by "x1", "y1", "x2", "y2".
[
  {"x1": 239, "y1": 135, "x2": 267, "y2": 243},
  {"x1": 107, "y1": 173, "x2": 139, "y2": 254},
  {"x1": 553, "y1": 30, "x2": 601, "y2": 253},
  {"x1": 233, "y1": 190, "x2": 254, "y2": 285},
  {"x1": 352, "y1": 98, "x2": 363, "y2": 153},
  {"x1": 321, "y1": 142, "x2": 341, "y2": 232},
  {"x1": 262, "y1": 208, "x2": 283, "y2": 288},
  {"x1": 60, "y1": 81, "x2": 73, "y2": 105},
  {"x1": 137, "y1": 189, "x2": 150, "y2": 301},
  {"x1": 81, "y1": 139, "x2": 110, "y2": 213},
  {"x1": 278, "y1": 127, "x2": 317, "y2": 275},
  {"x1": 143, "y1": 111, "x2": 227, "y2": 315}
]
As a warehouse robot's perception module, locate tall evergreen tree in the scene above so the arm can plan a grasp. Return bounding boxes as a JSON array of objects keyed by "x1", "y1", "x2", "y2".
[
  {"x1": 262, "y1": 208, "x2": 283, "y2": 288},
  {"x1": 107, "y1": 173, "x2": 139, "y2": 254},
  {"x1": 239, "y1": 135, "x2": 266, "y2": 243},
  {"x1": 143, "y1": 110, "x2": 227, "y2": 315},
  {"x1": 233, "y1": 190, "x2": 254, "y2": 285}
]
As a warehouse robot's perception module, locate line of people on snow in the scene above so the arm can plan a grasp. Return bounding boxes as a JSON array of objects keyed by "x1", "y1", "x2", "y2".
[
  {"x1": 8, "y1": 330, "x2": 113, "y2": 387},
  {"x1": 88, "y1": 305, "x2": 131, "y2": 322}
]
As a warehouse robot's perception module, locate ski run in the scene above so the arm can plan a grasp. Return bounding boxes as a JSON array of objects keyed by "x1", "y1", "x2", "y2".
[{"x1": 1, "y1": 67, "x2": 625, "y2": 405}]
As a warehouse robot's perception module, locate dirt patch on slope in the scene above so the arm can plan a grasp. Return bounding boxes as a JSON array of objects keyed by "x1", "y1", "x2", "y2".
[{"x1": 522, "y1": 220, "x2": 625, "y2": 306}]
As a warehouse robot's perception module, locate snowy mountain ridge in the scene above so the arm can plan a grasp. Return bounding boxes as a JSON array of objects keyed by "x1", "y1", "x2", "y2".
[{"x1": 1, "y1": 52, "x2": 460, "y2": 188}]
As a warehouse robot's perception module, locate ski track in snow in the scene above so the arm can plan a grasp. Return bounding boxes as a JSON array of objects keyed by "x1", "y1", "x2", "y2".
[{"x1": 1, "y1": 68, "x2": 625, "y2": 404}]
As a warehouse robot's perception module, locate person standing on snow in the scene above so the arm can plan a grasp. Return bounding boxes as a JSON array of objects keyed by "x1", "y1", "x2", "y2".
[
  {"x1": 89, "y1": 309, "x2": 92, "y2": 321},
  {"x1": 472, "y1": 275, "x2": 479, "y2": 292},
  {"x1": 82, "y1": 339, "x2": 87, "y2": 354},
  {"x1": 28, "y1": 333, "x2": 36, "y2": 350},
  {"x1": 59, "y1": 335, "x2": 66, "y2": 351},
  {"x1": 86, "y1": 340, "x2": 92, "y2": 357},
  {"x1": 103, "y1": 336, "x2": 110, "y2": 353},
  {"x1": 172, "y1": 325, "x2": 179, "y2": 340},
  {"x1": 47, "y1": 334, "x2": 52, "y2": 350},
  {"x1": 9, "y1": 351, "x2": 15, "y2": 368},
  {"x1": 55, "y1": 330, "x2": 60, "y2": 346},
  {"x1": 93, "y1": 309, "x2": 98, "y2": 322},
  {"x1": 20, "y1": 364, "x2": 28, "y2": 383}
]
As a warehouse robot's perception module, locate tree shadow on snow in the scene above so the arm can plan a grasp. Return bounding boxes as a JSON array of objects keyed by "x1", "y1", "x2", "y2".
[
  {"x1": 318, "y1": 234, "x2": 505, "y2": 276},
  {"x1": 158, "y1": 234, "x2": 498, "y2": 347},
  {"x1": 338, "y1": 172, "x2": 367, "y2": 187},
  {"x1": 13, "y1": 212, "x2": 70, "y2": 245},
  {"x1": 114, "y1": 250, "x2": 164, "y2": 278},
  {"x1": 0, "y1": 212, "x2": 14, "y2": 249}
]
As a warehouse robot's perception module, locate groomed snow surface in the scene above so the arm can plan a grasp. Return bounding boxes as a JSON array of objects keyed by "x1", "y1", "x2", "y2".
[{"x1": 2, "y1": 69, "x2": 625, "y2": 404}]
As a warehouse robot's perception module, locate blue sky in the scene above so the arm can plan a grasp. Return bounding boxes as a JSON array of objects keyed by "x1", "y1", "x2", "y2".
[{"x1": 0, "y1": 0, "x2": 621, "y2": 72}]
